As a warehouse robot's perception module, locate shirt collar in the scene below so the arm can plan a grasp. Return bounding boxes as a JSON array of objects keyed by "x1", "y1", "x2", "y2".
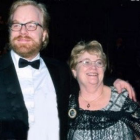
[{"x1": 11, "y1": 50, "x2": 40, "y2": 68}]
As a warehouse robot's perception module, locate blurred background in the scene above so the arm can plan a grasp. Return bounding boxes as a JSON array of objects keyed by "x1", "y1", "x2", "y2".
[{"x1": 0, "y1": 0, "x2": 140, "y2": 100}]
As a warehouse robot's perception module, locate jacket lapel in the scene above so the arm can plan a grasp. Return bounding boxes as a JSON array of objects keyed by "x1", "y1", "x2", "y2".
[{"x1": 0, "y1": 52, "x2": 28, "y2": 126}]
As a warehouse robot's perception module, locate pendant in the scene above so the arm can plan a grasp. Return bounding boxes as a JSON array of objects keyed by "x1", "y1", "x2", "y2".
[{"x1": 87, "y1": 103, "x2": 90, "y2": 108}]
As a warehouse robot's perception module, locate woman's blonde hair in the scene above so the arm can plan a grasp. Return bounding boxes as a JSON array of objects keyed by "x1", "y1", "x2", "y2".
[{"x1": 69, "y1": 40, "x2": 107, "y2": 70}]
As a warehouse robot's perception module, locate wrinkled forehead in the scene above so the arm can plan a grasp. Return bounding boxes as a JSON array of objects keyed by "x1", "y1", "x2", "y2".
[{"x1": 11, "y1": 5, "x2": 43, "y2": 24}]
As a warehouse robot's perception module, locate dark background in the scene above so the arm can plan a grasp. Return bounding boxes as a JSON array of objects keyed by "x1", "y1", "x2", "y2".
[{"x1": 0, "y1": 0, "x2": 140, "y2": 100}]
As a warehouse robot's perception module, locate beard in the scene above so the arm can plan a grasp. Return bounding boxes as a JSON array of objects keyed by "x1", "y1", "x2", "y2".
[{"x1": 10, "y1": 35, "x2": 42, "y2": 59}]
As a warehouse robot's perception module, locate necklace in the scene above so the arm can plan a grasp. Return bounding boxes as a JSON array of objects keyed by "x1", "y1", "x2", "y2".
[{"x1": 80, "y1": 92, "x2": 103, "y2": 108}]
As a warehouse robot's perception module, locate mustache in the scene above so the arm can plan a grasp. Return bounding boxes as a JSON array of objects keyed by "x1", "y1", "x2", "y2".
[{"x1": 13, "y1": 35, "x2": 33, "y2": 41}]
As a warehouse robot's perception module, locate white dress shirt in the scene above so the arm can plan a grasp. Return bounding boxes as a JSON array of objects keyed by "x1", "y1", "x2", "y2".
[{"x1": 11, "y1": 50, "x2": 59, "y2": 140}]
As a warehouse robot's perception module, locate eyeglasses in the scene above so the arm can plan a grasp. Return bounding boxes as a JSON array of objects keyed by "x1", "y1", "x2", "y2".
[
  {"x1": 10, "y1": 22, "x2": 43, "y2": 31},
  {"x1": 78, "y1": 59, "x2": 105, "y2": 68}
]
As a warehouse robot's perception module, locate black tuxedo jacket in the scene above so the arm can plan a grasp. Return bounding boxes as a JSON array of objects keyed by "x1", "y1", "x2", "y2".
[{"x1": 0, "y1": 52, "x2": 71, "y2": 140}]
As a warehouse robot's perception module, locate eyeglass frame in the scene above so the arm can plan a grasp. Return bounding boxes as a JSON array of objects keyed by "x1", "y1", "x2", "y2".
[
  {"x1": 9, "y1": 21, "x2": 43, "y2": 31},
  {"x1": 77, "y1": 59, "x2": 105, "y2": 68}
]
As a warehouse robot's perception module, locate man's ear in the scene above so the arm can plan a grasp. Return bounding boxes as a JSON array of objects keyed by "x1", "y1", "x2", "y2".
[{"x1": 42, "y1": 30, "x2": 48, "y2": 42}]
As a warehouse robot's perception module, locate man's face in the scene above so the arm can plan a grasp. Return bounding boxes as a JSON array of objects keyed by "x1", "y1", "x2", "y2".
[{"x1": 10, "y1": 5, "x2": 48, "y2": 60}]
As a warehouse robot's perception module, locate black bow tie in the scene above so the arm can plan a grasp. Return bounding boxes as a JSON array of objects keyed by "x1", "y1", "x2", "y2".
[{"x1": 19, "y1": 58, "x2": 40, "y2": 69}]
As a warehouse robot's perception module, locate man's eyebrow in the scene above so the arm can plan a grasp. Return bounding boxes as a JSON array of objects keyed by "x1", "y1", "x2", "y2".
[{"x1": 11, "y1": 20, "x2": 35, "y2": 23}]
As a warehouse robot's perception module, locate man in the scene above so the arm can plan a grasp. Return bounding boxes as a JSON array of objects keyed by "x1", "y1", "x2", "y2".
[
  {"x1": 0, "y1": 0, "x2": 136, "y2": 140},
  {"x1": 0, "y1": 0, "x2": 70, "y2": 139}
]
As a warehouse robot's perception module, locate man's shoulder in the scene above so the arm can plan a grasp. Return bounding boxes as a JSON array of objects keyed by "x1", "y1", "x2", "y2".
[
  {"x1": 41, "y1": 56, "x2": 69, "y2": 69},
  {"x1": 0, "y1": 52, "x2": 13, "y2": 69}
]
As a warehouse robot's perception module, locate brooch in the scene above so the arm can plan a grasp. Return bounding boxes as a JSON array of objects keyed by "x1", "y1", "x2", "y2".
[{"x1": 68, "y1": 108, "x2": 77, "y2": 119}]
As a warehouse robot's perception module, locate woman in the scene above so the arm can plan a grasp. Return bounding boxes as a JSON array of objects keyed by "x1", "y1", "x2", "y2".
[{"x1": 68, "y1": 40, "x2": 140, "y2": 140}]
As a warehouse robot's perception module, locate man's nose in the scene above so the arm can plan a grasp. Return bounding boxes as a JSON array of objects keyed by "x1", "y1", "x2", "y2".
[{"x1": 19, "y1": 25, "x2": 28, "y2": 35}]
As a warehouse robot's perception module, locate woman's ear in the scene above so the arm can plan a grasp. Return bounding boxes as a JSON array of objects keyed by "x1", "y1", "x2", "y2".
[{"x1": 72, "y1": 69, "x2": 77, "y2": 78}]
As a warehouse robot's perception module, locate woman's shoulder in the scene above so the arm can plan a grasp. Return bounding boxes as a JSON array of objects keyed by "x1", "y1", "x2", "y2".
[
  {"x1": 106, "y1": 86, "x2": 129, "y2": 111},
  {"x1": 110, "y1": 86, "x2": 129, "y2": 98},
  {"x1": 109, "y1": 86, "x2": 140, "y2": 112}
]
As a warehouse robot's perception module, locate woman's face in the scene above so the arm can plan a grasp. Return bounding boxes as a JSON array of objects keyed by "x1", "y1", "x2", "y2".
[{"x1": 72, "y1": 51, "x2": 105, "y2": 87}]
